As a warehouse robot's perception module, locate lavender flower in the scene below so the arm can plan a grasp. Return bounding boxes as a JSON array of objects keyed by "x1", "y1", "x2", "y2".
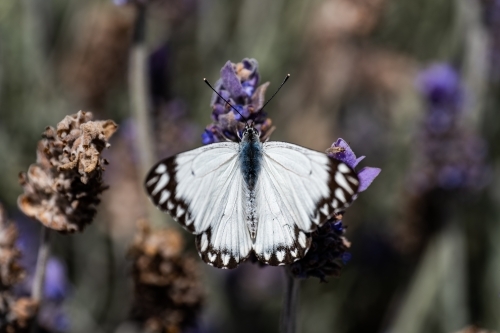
[
  {"x1": 202, "y1": 59, "x2": 274, "y2": 144},
  {"x1": 291, "y1": 140, "x2": 380, "y2": 281},
  {"x1": 398, "y1": 63, "x2": 488, "y2": 253},
  {"x1": 327, "y1": 138, "x2": 381, "y2": 192},
  {"x1": 290, "y1": 215, "x2": 351, "y2": 282},
  {"x1": 412, "y1": 64, "x2": 487, "y2": 192}
]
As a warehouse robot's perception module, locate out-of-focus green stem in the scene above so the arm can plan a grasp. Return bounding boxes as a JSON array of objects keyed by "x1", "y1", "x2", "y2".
[
  {"x1": 32, "y1": 227, "x2": 50, "y2": 302},
  {"x1": 457, "y1": 0, "x2": 489, "y2": 125},
  {"x1": 386, "y1": 222, "x2": 469, "y2": 333},
  {"x1": 280, "y1": 268, "x2": 300, "y2": 333},
  {"x1": 128, "y1": 4, "x2": 169, "y2": 228}
]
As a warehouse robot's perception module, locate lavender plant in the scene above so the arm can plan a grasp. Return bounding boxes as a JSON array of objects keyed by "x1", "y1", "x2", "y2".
[{"x1": 399, "y1": 63, "x2": 488, "y2": 253}]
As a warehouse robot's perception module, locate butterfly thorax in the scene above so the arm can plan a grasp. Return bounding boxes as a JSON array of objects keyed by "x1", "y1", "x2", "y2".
[
  {"x1": 239, "y1": 127, "x2": 263, "y2": 189},
  {"x1": 239, "y1": 127, "x2": 262, "y2": 239}
]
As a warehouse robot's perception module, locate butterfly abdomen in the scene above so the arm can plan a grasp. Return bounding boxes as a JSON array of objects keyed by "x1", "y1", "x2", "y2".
[{"x1": 239, "y1": 132, "x2": 262, "y2": 239}]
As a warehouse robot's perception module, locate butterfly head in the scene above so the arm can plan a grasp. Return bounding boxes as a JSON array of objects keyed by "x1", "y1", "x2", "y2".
[{"x1": 241, "y1": 121, "x2": 260, "y2": 143}]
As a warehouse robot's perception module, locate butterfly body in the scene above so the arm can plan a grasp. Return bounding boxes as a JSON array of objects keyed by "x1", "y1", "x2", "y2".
[
  {"x1": 145, "y1": 124, "x2": 360, "y2": 269},
  {"x1": 239, "y1": 127, "x2": 262, "y2": 238}
]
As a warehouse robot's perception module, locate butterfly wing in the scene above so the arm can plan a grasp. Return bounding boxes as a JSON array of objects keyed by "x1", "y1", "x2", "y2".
[
  {"x1": 253, "y1": 142, "x2": 359, "y2": 265},
  {"x1": 144, "y1": 142, "x2": 253, "y2": 269}
]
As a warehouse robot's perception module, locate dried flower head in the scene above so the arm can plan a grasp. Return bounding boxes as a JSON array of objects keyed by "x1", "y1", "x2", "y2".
[
  {"x1": 0, "y1": 207, "x2": 24, "y2": 290},
  {"x1": 291, "y1": 140, "x2": 380, "y2": 281},
  {"x1": 129, "y1": 220, "x2": 203, "y2": 333},
  {"x1": 18, "y1": 111, "x2": 118, "y2": 233},
  {"x1": 202, "y1": 59, "x2": 274, "y2": 144},
  {"x1": 62, "y1": 5, "x2": 133, "y2": 110},
  {"x1": 0, "y1": 205, "x2": 37, "y2": 332}
]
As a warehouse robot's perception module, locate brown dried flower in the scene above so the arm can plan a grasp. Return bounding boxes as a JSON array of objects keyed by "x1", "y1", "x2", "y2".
[
  {"x1": 0, "y1": 205, "x2": 37, "y2": 333},
  {"x1": 61, "y1": 5, "x2": 134, "y2": 110},
  {"x1": 0, "y1": 205, "x2": 24, "y2": 291},
  {"x1": 129, "y1": 220, "x2": 204, "y2": 333},
  {"x1": 18, "y1": 111, "x2": 118, "y2": 233}
]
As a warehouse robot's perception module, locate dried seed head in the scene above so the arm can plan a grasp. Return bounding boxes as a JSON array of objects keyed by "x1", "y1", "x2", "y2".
[
  {"x1": 18, "y1": 111, "x2": 118, "y2": 233},
  {"x1": 0, "y1": 205, "x2": 37, "y2": 332},
  {"x1": 128, "y1": 220, "x2": 204, "y2": 332},
  {"x1": 0, "y1": 206, "x2": 25, "y2": 290}
]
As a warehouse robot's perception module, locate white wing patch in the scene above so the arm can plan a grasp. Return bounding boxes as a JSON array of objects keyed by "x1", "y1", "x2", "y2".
[
  {"x1": 144, "y1": 142, "x2": 252, "y2": 269},
  {"x1": 253, "y1": 142, "x2": 359, "y2": 265}
]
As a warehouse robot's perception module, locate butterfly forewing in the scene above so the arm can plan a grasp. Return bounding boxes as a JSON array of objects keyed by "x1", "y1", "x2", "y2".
[
  {"x1": 253, "y1": 142, "x2": 359, "y2": 266},
  {"x1": 144, "y1": 142, "x2": 253, "y2": 269}
]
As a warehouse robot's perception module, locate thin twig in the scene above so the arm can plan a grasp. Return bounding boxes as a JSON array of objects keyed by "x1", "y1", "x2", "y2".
[
  {"x1": 32, "y1": 226, "x2": 51, "y2": 301},
  {"x1": 128, "y1": 3, "x2": 169, "y2": 227},
  {"x1": 280, "y1": 267, "x2": 300, "y2": 333},
  {"x1": 30, "y1": 226, "x2": 51, "y2": 333}
]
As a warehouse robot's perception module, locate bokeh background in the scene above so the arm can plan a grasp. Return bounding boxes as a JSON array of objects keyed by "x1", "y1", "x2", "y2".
[{"x1": 1, "y1": 0, "x2": 500, "y2": 332}]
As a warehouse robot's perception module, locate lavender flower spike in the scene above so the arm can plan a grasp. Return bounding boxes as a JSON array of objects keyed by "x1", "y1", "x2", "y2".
[
  {"x1": 328, "y1": 138, "x2": 381, "y2": 192},
  {"x1": 203, "y1": 58, "x2": 273, "y2": 144}
]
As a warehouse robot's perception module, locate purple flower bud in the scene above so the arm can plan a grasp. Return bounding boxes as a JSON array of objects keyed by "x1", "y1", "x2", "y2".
[
  {"x1": 329, "y1": 138, "x2": 380, "y2": 193},
  {"x1": 416, "y1": 64, "x2": 463, "y2": 108},
  {"x1": 220, "y1": 61, "x2": 247, "y2": 100}
]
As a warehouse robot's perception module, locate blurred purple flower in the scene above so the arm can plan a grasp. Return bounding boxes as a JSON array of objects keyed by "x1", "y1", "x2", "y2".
[
  {"x1": 44, "y1": 258, "x2": 69, "y2": 302},
  {"x1": 329, "y1": 138, "x2": 381, "y2": 192},
  {"x1": 203, "y1": 59, "x2": 274, "y2": 144},
  {"x1": 410, "y1": 63, "x2": 489, "y2": 192},
  {"x1": 416, "y1": 64, "x2": 463, "y2": 108}
]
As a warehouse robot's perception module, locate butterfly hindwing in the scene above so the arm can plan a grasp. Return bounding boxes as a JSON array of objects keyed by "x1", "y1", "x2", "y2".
[
  {"x1": 145, "y1": 142, "x2": 253, "y2": 269},
  {"x1": 253, "y1": 142, "x2": 359, "y2": 265}
]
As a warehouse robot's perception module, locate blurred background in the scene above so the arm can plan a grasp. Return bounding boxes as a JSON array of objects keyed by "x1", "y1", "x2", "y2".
[{"x1": 1, "y1": 0, "x2": 500, "y2": 332}]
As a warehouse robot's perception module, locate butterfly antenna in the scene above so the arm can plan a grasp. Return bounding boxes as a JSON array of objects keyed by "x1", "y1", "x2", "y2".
[
  {"x1": 204, "y1": 78, "x2": 245, "y2": 119},
  {"x1": 257, "y1": 74, "x2": 290, "y2": 113}
]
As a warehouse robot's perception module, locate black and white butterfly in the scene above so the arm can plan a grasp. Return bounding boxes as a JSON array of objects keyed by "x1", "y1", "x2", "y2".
[{"x1": 144, "y1": 123, "x2": 359, "y2": 269}]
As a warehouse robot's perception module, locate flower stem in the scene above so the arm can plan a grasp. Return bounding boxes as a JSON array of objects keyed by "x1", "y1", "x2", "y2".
[
  {"x1": 280, "y1": 267, "x2": 300, "y2": 333},
  {"x1": 32, "y1": 226, "x2": 50, "y2": 302},
  {"x1": 129, "y1": 3, "x2": 168, "y2": 227}
]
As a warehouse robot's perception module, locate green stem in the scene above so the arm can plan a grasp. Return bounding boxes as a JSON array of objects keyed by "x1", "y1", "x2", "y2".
[
  {"x1": 32, "y1": 226, "x2": 50, "y2": 302},
  {"x1": 280, "y1": 268, "x2": 300, "y2": 333},
  {"x1": 128, "y1": 4, "x2": 169, "y2": 227}
]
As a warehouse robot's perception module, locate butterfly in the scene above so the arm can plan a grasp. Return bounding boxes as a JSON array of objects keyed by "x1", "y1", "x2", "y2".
[{"x1": 144, "y1": 122, "x2": 359, "y2": 269}]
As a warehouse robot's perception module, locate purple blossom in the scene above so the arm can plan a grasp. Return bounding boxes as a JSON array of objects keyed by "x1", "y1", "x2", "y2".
[
  {"x1": 290, "y1": 218, "x2": 350, "y2": 282},
  {"x1": 329, "y1": 138, "x2": 381, "y2": 192},
  {"x1": 44, "y1": 258, "x2": 69, "y2": 302},
  {"x1": 203, "y1": 59, "x2": 273, "y2": 144},
  {"x1": 416, "y1": 64, "x2": 463, "y2": 108},
  {"x1": 410, "y1": 63, "x2": 489, "y2": 192}
]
